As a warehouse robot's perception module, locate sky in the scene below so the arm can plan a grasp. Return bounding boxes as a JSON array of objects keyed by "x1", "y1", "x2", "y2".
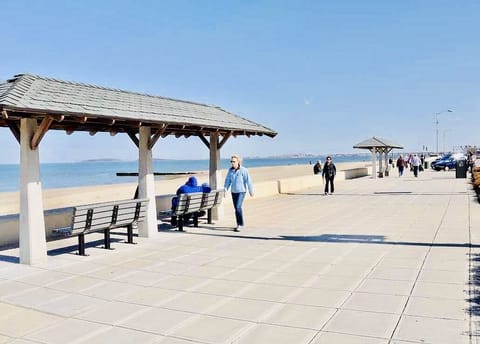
[{"x1": 1, "y1": 0, "x2": 479, "y2": 163}]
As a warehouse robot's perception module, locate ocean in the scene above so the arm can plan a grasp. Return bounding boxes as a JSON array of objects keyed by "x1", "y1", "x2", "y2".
[{"x1": 0, "y1": 154, "x2": 370, "y2": 192}]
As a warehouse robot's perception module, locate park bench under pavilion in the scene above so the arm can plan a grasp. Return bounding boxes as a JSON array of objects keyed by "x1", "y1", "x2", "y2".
[
  {"x1": 0, "y1": 73, "x2": 277, "y2": 265},
  {"x1": 353, "y1": 136, "x2": 403, "y2": 178}
]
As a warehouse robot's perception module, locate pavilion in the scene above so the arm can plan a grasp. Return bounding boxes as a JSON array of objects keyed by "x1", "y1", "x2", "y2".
[
  {"x1": 0, "y1": 73, "x2": 277, "y2": 265},
  {"x1": 353, "y1": 136, "x2": 403, "y2": 178}
]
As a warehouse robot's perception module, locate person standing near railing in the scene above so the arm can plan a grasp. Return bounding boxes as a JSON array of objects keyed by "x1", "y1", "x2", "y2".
[{"x1": 224, "y1": 154, "x2": 254, "y2": 232}]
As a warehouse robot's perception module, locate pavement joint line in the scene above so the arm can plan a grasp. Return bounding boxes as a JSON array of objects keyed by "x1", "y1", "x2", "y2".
[{"x1": 387, "y1": 180, "x2": 463, "y2": 343}]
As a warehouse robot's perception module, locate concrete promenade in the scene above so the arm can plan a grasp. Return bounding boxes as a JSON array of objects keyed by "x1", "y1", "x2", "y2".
[{"x1": 0, "y1": 169, "x2": 479, "y2": 343}]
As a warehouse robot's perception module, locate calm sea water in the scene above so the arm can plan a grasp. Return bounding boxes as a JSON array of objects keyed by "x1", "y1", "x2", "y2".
[{"x1": 0, "y1": 155, "x2": 369, "y2": 192}]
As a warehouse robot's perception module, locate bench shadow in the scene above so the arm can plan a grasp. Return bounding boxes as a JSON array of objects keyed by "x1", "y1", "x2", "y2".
[
  {"x1": 48, "y1": 237, "x2": 126, "y2": 256},
  {"x1": 157, "y1": 221, "x2": 234, "y2": 232}
]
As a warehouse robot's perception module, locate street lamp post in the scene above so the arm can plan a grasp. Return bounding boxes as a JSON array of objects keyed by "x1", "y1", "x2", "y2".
[
  {"x1": 443, "y1": 129, "x2": 451, "y2": 153},
  {"x1": 435, "y1": 109, "x2": 453, "y2": 154}
]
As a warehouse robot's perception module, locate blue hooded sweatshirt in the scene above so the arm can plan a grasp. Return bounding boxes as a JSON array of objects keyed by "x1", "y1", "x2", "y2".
[
  {"x1": 172, "y1": 176, "x2": 211, "y2": 210},
  {"x1": 176, "y1": 176, "x2": 211, "y2": 195}
]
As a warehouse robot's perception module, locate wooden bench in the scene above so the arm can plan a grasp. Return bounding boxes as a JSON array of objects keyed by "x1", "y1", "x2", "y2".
[
  {"x1": 53, "y1": 198, "x2": 149, "y2": 255},
  {"x1": 170, "y1": 189, "x2": 223, "y2": 231}
]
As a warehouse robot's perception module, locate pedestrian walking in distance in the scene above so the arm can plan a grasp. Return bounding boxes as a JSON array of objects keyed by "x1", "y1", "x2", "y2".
[{"x1": 322, "y1": 156, "x2": 336, "y2": 195}]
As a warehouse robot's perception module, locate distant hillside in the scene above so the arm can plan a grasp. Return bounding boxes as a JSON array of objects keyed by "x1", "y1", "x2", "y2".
[{"x1": 81, "y1": 158, "x2": 122, "y2": 162}]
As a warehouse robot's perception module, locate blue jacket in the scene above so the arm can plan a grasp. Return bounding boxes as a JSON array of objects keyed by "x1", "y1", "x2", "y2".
[
  {"x1": 172, "y1": 176, "x2": 211, "y2": 210},
  {"x1": 176, "y1": 176, "x2": 211, "y2": 195},
  {"x1": 224, "y1": 165, "x2": 254, "y2": 195}
]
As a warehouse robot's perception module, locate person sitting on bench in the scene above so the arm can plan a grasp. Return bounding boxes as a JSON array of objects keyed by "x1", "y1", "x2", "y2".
[{"x1": 171, "y1": 176, "x2": 211, "y2": 227}]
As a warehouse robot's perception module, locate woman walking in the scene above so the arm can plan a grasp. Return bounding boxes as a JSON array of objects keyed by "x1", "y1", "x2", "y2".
[
  {"x1": 322, "y1": 156, "x2": 336, "y2": 195},
  {"x1": 224, "y1": 155, "x2": 254, "y2": 231}
]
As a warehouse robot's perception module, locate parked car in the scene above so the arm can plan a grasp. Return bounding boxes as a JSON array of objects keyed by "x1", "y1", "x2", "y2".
[{"x1": 431, "y1": 153, "x2": 466, "y2": 171}]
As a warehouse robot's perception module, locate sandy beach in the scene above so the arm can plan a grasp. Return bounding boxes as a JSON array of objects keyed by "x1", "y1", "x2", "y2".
[{"x1": 0, "y1": 162, "x2": 367, "y2": 216}]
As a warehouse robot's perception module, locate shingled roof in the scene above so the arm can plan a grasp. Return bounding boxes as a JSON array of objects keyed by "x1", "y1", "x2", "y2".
[
  {"x1": 353, "y1": 136, "x2": 403, "y2": 149},
  {"x1": 0, "y1": 74, "x2": 277, "y2": 138}
]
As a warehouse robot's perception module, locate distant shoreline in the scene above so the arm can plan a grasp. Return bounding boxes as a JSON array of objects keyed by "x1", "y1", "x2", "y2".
[{"x1": 0, "y1": 153, "x2": 371, "y2": 166}]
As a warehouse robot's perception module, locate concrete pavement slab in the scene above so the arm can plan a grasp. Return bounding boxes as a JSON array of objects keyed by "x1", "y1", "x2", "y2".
[
  {"x1": 0, "y1": 308, "x2": 62, "y2": 337},
  {"x1": 412, "y1": 281, "x2": 467, "y2": 299},
  {"x1": 313, "y1": 332, "x2": 388, "y2": 343},
  {"x1": 24, "y1": 318, "x2": 110, "y2": 344},
  {"x1": 171, "y1": 314, "x2": 250, "y2": 343},
  {"x1": 232, "y1": 323, "x2": 317, "y2": 344},
  {"x1": 262, "y1": 303, "x2": 336, "y2": 330},
  {"x1": 120, "y1": 307, "x2": 193, "y2": 335},
  {"x1": 77, "y1": 326, "x2": 163, "y2": 343},
  {"x1": 323, "y1": 309, "x2": 399, "y2": 338},
  {"x1": 405, "y1": 295, "x2": 467, "y2": 320},
  {"x1": 393, "y1": 315, "x2": 469, "y2": 343},
  {"x1": 342, "y1": 292, "x2": 408, "y2": 314}
]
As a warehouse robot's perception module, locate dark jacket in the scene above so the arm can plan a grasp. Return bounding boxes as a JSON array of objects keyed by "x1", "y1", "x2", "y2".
[{"x1": 322, "y1": 163, "x2": 336, "y2": 178}]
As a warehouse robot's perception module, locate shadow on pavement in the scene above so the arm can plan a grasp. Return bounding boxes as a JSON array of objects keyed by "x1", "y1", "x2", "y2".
[
  {"x1": 468, "y1": 253, "x2": 480, "y2": 318},
  {"x1": 184, "y1": 231, "x2": 479, "y2": 249},
  {"x1": 287, "y1": 192, "x2": 468, "y2": 197}
]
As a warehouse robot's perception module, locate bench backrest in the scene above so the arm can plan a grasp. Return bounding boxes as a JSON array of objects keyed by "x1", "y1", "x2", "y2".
[
  {"x1": 199, "y1": 189, "x2": 223, "y2": 211},
  {"x1": 174, "y1": 192, "x2": 203, "y2": 216},
  {"x1": 71, "y1": 198, "x2": 149, "y2": 235},
  {"x1": 174, "y1": 190, "x2": 223, "y2": 216}
]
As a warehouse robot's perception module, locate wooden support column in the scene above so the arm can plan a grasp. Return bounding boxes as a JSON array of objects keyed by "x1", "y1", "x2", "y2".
[
  {"x1": 209, "y1": 132, "x2": 224, "y2": 221},
  {"x1": 384, "y1": 149, "x2": 390, "y2": 175},
  {"x1": 371, "y1": 148, "x2": 377, "y2": 179},
  {"x1": 378, "y1": 150, "x2": 383, "y2": 176},
  {"x1": 19, "y1": 118, "x2": 47, "y2": 265},
  {"x1": 137, "y1": 126, "x2": 157, "y2": 237}
]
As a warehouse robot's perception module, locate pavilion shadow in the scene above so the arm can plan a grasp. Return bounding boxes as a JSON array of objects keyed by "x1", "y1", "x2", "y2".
[
  {"x1": 285, "y1": 192, "x2": 467, "y2": 197},
  {"x1": 0, "y1": 254, "x2": 19, "y2": 263},
  {"x1": 48, "y1": 237, "x2": 124, "y2": 256}
]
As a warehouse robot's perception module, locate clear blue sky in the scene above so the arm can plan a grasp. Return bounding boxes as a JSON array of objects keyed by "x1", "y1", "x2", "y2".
[{"x1": 1, "y1": 0, "x2": 479, "y2": 163}]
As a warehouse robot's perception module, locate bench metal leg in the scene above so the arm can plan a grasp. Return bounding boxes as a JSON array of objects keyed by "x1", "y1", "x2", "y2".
[
  {"x1": 178, "y1": 217, "x2": 184, "y2": 231},
  {"x1": 207, "y1": 209, "x2": 212, "y2": 224},
  {"x1": 78, "y1": 234, "x2": 86, "y2": 256},
  {"x1": 193, "y1": 213, "x2": 199, "y2": 227},
  {"x1": 127, "y1": 224, "x2": 135, "y2": 244},
  {"x1": 104, "y1": 229, "x2": 111, "y2": 249}
]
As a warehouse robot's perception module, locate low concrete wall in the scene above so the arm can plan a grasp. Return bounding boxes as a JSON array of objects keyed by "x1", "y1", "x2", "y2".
[
  {"x1": 278, "y1": 175, "x2": 323, "y2": 194},
  {"x1": 251, "y1": 180, "x2": 279, "y2": 198},
  {"x1": 0, "y1": 207, "x2": 73, "y2": 248},
  {"x1": 276, "y1": 167, "x2": 369, "y2": 194},
  {"x1": 344, "y1": 167, "x2": 368, "y2": 179}
]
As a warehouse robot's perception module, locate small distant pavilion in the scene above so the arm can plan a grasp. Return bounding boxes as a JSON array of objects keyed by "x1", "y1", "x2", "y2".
[
  {"x1": 0, "y1": 74, "x2": 277, "y2": 265},
  {"x1": 353, "y1": 136, "x2": 403, "y2": 178}
]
